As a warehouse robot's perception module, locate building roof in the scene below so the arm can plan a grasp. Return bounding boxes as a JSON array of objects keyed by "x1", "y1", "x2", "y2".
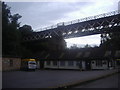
[{"x1": 27, "y1": 48, "x2": 120, "y2": 61}]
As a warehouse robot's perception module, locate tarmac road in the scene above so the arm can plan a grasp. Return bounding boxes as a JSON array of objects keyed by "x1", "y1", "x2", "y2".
[
  {"x1": 2, "y1": 69, "x2": 119, "y2": 88},
  {"x1": 74, "y1": 73, "x2": 119, "y2": 88}
]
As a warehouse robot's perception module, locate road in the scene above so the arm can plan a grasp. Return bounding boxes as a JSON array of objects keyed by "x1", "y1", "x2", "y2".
[
  {"x1": 74, "y1": 73, "x2": 119, "y2": 88},
  {"x1": 2, "y1": 69, "x2": 119, "y2": 88}
]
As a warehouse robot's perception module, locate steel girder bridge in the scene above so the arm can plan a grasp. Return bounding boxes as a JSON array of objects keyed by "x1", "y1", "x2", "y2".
[{"x1": 23, "y1": 10, "x2": 120, "y2": 41}]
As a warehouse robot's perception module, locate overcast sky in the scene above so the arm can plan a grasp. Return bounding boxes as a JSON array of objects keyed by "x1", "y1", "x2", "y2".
[{"x1": 5, "y1": 0, "x2": 120, "y2": 48}]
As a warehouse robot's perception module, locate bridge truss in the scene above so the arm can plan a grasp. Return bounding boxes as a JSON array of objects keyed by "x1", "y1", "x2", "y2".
[{"x1": 23, "y1": 10, "x2": 120, "y2": 41}]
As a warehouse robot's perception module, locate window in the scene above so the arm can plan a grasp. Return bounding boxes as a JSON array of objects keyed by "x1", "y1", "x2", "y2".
[
  {"x1": 104, "y1": 51, "x2": 111, "y2": 57},
  {"x1": 9, "y1": 60, "x2": 13, "y2": 67},
  {"x1": 102, "y1": 61, "x2": 107, "y2": 64},
  {"x1": 46, "y1": 61, "x2": 51, "y2": 65},
  {"x1": 84, "y1": 52, "x2": 90, "y2": 57},
  {"x1": 96, "y1": 60, "x2": 102, "y2": 67},
  {"x1": 68, "y1": 61, "x2": 74, "y2": 66},
  {"x1": 29, "y1": 61, "x2": 36, "y2": 64},
  {"x1": 76, "y1": 61, "x2": 82, "y2": 68},
  {"x1": 115, "y1": 50, "x2": 120, "y2": 57},
  {"x1": 76, "y1": 61, "x2": 80, "y2": 66},
  {"x1": 29, "y1": 62, "x2": 36, "y2": 64},
  {"x1": 76, "y1": 52, "x2": 82, "y2": 58},
  {"x1": 53, "y1": 61, "x2": 57, "y2": 66},
  {"x1": 92, "y1": 61, "x2": 95, "y2": 64},
  {"x1": 60, "y1": 61, "x2": 65, "y2": 66},
  {"x1": 59, "y1": 53, "x2": 65, "y2": 59}
]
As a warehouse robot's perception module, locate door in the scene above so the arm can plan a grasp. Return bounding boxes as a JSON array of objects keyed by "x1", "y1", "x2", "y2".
[
  {"x1": 40, "y1": 61, "x2": 44, "y2": 69},
  {"x1": 85, "y1": 61, "x2": 91, "y2": 70}
]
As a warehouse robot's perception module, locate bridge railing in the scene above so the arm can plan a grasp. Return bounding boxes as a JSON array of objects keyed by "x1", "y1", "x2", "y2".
[{"x1": 35, "y1": 10, "x2": 119, "y2": 32}]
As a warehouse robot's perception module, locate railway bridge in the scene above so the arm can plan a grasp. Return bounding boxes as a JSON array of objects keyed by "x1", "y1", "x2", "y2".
[
  {"x1": 23, "y1": 10, "x2": 120, "y2": 42},
  {"x1": 21, "y1": 10, "x2": 120, "y2": 70},
  {"x1": 22, "y1": 10, "x2": 120, "y2": 61}
]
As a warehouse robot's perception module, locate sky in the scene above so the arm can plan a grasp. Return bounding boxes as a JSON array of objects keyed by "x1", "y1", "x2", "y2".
[{"x1": 5, "y1": 0, "x2": 120, "y2": 48}]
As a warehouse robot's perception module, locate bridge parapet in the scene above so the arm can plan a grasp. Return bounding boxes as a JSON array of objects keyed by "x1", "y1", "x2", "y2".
[
  {"x1": 35, "y1": 10, "x2": 119, "y2": 32},
  {"x1": 23, "y1": 10, "x2": 120, "y2": 41}
]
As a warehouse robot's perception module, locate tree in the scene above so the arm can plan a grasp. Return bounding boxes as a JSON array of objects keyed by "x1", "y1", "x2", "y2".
[
  {"x1": 100, "y1": 32, "x2": 120, "y2": 50},
  {"x1": 70, "y1": 44, "x2": 78, "y2": 49},
  {"x1": 18, "y1": 25, "x2": 33, "y2": 57},
  {"x1": 2, "y1": 2, "x2": 12, "y2": 55},
  {"x1": 19, "y1": 25, "x2": 33, "y2": 37},
  {"x1": 84, "y1": 44, "x2": 91, "y2": 48},
  {"x1": 2, "y1": 2, "x2": 22, "y2": 56}
]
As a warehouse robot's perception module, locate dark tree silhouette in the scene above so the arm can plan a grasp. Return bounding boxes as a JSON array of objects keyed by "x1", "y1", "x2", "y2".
[
  {"x1": 19, "y1": 25, "x2": 33, "y2": 37},
  {"x1": 2, "y1": 2, "x2": 22, "y2": 56},
  {"x1": 100, "y1": 32, "x2": 120, "y2": 50}
]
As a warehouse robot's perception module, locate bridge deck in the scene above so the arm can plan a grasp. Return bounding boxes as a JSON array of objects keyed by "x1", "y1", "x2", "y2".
[{"x1": 23, "y1": 10, "x2": 120, "y2": 41}]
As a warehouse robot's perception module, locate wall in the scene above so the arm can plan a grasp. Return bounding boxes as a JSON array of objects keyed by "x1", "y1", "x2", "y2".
[
  {"x1": 44, "y1": 61, "x2": 81, "y2": 70},
  {"x1": 2, "y1": 57, "x2": 21, "y2": 71}
]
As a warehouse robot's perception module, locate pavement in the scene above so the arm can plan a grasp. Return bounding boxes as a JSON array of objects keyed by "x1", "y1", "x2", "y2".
[
  {"x1": 2, "y1": 69, "x2": 120, "y2": 89},
  {"x1": 49, "y1": 69, "x2": 119, "y2": 88},
  {"x1": 74, "y1": 73, "x2": 119, "y2": 88}
]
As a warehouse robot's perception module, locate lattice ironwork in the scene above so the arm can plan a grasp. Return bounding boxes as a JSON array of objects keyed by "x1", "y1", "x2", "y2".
[{"x1": 23, "y1": 10, "x2": 120, "y2": 41}]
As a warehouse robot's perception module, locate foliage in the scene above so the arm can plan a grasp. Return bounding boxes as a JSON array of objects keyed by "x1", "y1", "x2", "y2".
[
  {"x1": 2, "y1": 2, "x2": 22, "y2": 56},
  {"x1": 19, "y1": 25, "x2": 33, "y2": 37},
  {"x1": 100, "y1": 32, "x2": 120, "y2": 50},
  {"x1": 19, "y1": 24, "x2": 34, "y2": 56},
  {"x1": 70, "y1": 44, "x2": 78, "y2": 49},
  {"x1": 2, "y1": 2, "x2": 67, "y2": 58},
  {"x1": 84, "y1": 44, "x2": 91, "y2": 48},
  {"x1": 70, "y1": 44, "x2": 93, "y2": 49}
]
